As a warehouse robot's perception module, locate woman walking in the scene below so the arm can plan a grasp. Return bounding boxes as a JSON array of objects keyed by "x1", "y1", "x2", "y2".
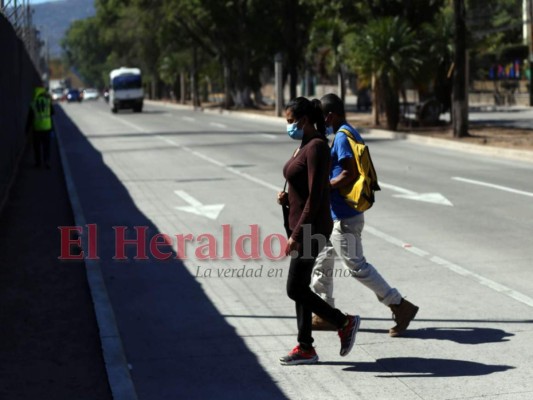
[{"x1": 278, "y1": 97, "x2": 360, "y2": 365}]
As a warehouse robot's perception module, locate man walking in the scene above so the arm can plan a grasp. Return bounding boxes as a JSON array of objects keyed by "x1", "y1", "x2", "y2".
[
  {"x1": 311, "y1": 93, "x2": 418, "y2": 337},
  {"x1": 30, "y1": 86, "x2": 54, "y2": 169}
]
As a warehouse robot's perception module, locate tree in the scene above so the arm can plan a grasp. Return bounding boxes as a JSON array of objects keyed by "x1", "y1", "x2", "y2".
[
  {"x1": 161, "y1": 0, "x2": 285, "y2": 108},
  {"x1": 306, "y1": 1, "x2": 353, "y2": 101},
  {"x1": 62, "y1": 17, "x2": 109, "y2": 87},
  {"x1": 345, "y1": 17, "x2": 422, "y2": 131},
  {"x1": 452, "y1": 0, "x2": 468, "y2": 137},
  {"x1": 419, "y1": 7, "x2": 454, "y2": 113}
]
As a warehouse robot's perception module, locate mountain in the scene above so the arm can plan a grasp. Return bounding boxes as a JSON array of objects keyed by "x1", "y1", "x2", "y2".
[{"x1": 32, "y1": 0, "x2": 95, "y2": 58}]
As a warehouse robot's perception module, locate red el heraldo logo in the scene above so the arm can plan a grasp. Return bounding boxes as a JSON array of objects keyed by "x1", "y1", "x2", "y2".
[{"x1": 58, "y1": 224, "x2": 291, "y2": 261}]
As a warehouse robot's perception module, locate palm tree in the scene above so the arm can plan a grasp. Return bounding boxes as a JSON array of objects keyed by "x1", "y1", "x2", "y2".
[{"x1": 345, "y1": 17, "x2": 422, "y2": 131}]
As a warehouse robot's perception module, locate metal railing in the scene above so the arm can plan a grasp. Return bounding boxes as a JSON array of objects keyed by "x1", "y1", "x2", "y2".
[{"x1": 1, "y1": 0, "x2": 42, "y2": 73}]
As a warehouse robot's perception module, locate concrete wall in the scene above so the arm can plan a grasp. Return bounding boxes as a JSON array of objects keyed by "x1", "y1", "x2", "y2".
[{"x1": 0, "y1": 14, "x2": 41, "y2": 211}]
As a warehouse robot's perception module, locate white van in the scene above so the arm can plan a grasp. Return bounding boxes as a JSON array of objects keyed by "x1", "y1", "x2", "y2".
[{"x1": 109, "y1": 67, "x2": 144, "y2": 113}]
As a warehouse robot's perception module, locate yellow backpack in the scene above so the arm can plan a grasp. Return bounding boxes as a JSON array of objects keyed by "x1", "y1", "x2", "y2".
[{"x1": 337, "y1": 128, "x2": 381, "y2": 212}]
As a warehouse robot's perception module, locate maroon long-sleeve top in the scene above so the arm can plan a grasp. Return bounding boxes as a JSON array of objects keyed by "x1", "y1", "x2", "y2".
[{"x1": 283, "y1": 136, "x2": 333, "y2": 243}]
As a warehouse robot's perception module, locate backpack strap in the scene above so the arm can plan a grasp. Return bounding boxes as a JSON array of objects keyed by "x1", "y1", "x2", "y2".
[{"x1": 337, "y1": 127, "x2": 363, "y2": 144}]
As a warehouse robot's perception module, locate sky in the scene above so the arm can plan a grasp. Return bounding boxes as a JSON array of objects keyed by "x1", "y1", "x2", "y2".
[{"x1": 29, "y1": 0, "x2": 63, "y2": 4}]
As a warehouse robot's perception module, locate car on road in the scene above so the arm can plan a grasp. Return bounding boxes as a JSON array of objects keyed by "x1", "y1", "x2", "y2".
[
  {"x1": 50, "y1": 87, "x2": 65, "y2": 102},
  {"x1": 82, "y1": 88, "x2": 99, "y2": 101},
  {"x1": 66, "y1": 89, "x2": 82, "y2": 103}
]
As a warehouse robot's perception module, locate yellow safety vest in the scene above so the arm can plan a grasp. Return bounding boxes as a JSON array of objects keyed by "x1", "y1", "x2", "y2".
[{"x1": 32, "y1": 94, "x2": 52, "y2": 131}]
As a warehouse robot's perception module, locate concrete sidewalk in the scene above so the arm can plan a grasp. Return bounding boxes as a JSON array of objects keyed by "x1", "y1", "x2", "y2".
[{"x1": 0, "y1": 137, "x2": 112, "y2": 399}]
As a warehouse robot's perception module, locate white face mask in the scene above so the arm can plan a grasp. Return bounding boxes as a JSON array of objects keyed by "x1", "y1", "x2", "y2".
[{"x1": 287, "y1": 121, "x2": 304, "y2": 140}]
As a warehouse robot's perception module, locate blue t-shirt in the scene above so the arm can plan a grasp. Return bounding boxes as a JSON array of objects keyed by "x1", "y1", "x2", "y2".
[{"x1": 330, "y1": 124, "x2": 364, "y2": 220}]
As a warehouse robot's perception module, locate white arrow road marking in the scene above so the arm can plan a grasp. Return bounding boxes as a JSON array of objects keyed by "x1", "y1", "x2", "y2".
[
  {"x1": 380, "y1": 182, "x2": 453, "y2": 206},
  {"x1": 452, "y1": 177, "x2": 533, "y2": 197},
  {"x1": 174, "y1": 190, "x2": 225, "y2": 220}
]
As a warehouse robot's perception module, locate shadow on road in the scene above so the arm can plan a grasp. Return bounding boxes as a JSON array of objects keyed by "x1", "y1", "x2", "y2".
[
  {"x1": 54, "y1": 106, "x2": 287, "y2": 400},
  {"x1": 402, "y1": 327, "x2": 513, "y2": 344},
  {"x1": 321, "y1": 357, "x2": 513, "y2": 377},
  {"x1": 361, "y1": 327, "x2": 514, "y2": 345}
]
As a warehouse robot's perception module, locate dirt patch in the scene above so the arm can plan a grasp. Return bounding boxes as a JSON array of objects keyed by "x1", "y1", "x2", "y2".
[{"x1": 418, "y1": 125, "x2": 533, "y2": 151}]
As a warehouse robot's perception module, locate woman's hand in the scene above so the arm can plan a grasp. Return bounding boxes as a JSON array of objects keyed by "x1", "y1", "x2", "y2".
[
  {"x1": 277, "y1": 191, "x2": 288, "y2": 205},
  {"x1": 285, "y1": 237, "x2": 300, "y2": 256}
]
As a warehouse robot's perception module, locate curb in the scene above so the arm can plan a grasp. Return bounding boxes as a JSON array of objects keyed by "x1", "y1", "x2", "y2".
[
  {"x1": 55, "y1": 121, "x2": 138, "y2": 400},
  {"x1": 394, "y1": 131, "x2": 533, "y2": 163}
]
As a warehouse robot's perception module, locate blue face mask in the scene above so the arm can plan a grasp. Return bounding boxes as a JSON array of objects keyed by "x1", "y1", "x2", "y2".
[
  {"x1": 325, "y1": 125, "x2": 334, "y2": 136},
  {"x1": 287, "y1": 121, "x2": 304, "y2": 140}
]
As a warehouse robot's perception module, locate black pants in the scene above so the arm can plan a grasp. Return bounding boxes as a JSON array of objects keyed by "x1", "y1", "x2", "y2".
[
  {"x1": 286, "y1": 238, "x2": 346, "y2": 347},
  {"x1": 33, "y1": 130, "x2": 51, "y2": 166}
]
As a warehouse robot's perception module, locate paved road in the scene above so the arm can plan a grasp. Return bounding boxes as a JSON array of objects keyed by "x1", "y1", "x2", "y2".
[{"x1": 56, "y1": 99, "x2": 533, "y2": 400}]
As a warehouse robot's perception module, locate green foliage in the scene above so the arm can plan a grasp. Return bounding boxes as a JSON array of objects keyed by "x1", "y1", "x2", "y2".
[
  {"x1": 62, "y1": 17, "x2": 109, "y2": 87},
  {"x1": 346, "y1": 17, "x2": 422, "y2": 89},
  {"x1": 60, "y1": 0, "x2": 526, "y2": 112},
  {"x1": 345, "y1": 16, "x2": 422, "y2": 130},
  {"x1": 467, "y1": 0, "x2": 522, "y2": 52}
]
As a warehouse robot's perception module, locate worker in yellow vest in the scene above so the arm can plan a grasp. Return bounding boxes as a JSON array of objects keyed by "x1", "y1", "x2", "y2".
[{"x1": 30, "y1": 86, "x2": 54, "y2": 169}]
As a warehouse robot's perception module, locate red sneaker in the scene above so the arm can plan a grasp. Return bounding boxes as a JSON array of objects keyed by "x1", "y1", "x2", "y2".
[
  {"x1": 338, "y1": 315, "x2": 361, "y2": 356},
  {"x1": 279, "y1": 345, "x2": 319, "y2": 365}
]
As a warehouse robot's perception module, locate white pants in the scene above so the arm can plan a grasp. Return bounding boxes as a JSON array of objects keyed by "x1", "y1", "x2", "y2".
[{"x1": 311, "y1": 213, "x2": 402, "y2": 307}]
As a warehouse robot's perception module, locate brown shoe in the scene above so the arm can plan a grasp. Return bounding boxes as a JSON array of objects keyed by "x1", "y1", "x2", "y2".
[
  {"x1": 312, "y1": 314, "x2": 337, "y2": 331},
  {"x1": 389, "y1": 299, "x2": 419, "y2": 337}
]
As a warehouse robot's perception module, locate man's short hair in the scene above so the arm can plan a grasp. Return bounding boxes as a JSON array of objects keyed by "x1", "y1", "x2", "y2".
[{"x1": 320, "y1": 93, "x2": 345, "y2": 117}]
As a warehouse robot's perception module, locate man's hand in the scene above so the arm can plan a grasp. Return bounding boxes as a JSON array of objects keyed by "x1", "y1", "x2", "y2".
[{"x1": 330, "y1": 157, "x2": 357, "y2": 189}]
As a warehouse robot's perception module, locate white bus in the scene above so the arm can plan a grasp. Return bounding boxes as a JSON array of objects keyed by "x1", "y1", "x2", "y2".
[{"x1": 109, "y1": 67, "x2": 144, "y2": 113}]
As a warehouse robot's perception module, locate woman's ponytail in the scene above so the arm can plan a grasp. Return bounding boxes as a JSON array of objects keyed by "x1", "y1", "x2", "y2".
[{"x1": 310, "y1": 98, "x2": 326, "y2": 136}]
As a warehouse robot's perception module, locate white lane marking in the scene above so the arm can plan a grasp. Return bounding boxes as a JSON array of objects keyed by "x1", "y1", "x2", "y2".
[
  {"x1": 429, "y1": 256, "x2": 533, "y2": 307},
  {"x1": 154, "y1": 136, "x2": 280, "y2": 191},
  {"x1": 184, "y1": 147, "x2": 225, "y2": 167},
  {"x1": 108, "y1": 117, "x2": 533, "y2": 309},
  {"x1": 453, "y1": 177, "x2": 533, "y2": 198},
  {"x1": 380, "y1": 182, "x2": 453, "y2": 206},
  {"x1": 156, "y1": 135, "x2": 179, "y2": 146},
  {"x1": 109, "y1": 114, "x2": 146, "y2": 132},
  {"x1": 182, "y1": 116, "x2": 196, "y2": 122},
  {"x1": 174, "y1": 190, "x2": 225, "y2": 220},
  {"x1": 260, "y1": 133, "x2": 277, "y2": 139},
  {"x1": 210, "y1": 122, "x2": 227, "y2": 129},
  {"x1": 365, "y1": 225, "x2": 533, "y2": 308}
]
